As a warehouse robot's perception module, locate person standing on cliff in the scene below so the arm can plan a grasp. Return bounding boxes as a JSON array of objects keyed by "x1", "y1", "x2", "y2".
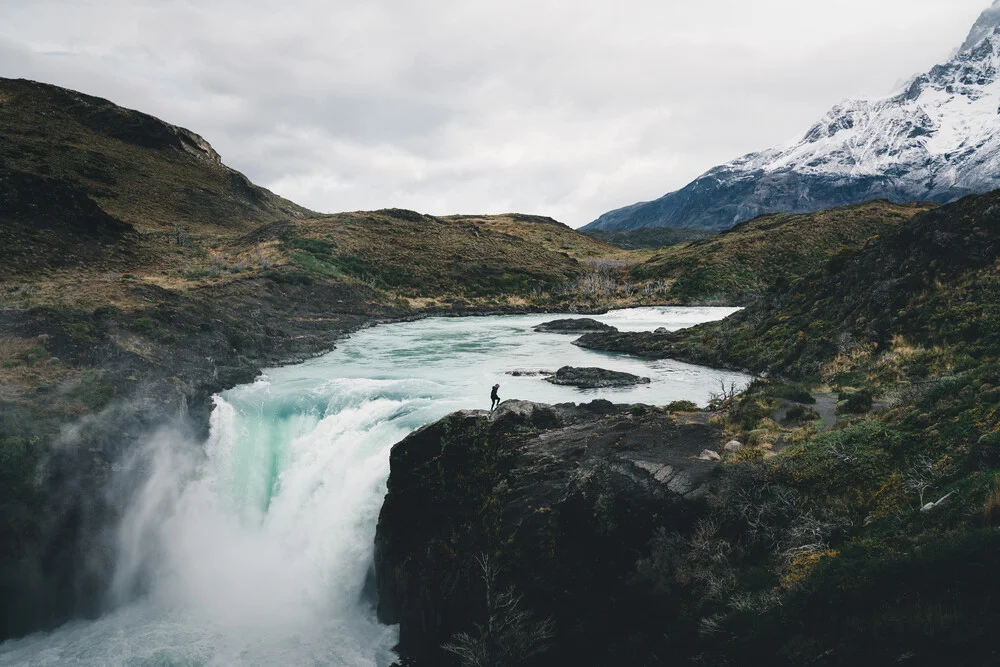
[{"x1": 490, "y1": 383, "x2": 501, "y2": 411}]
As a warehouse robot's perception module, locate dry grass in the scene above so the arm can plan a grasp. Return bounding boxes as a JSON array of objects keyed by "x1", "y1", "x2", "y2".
[
  {"x1": 779, "y1": 550, "x2": 839, "y2": 590},
  {"x1": 1, "y1": 79, "x2": 658, "y2": 311},
  {"x1": 632, "y1": 200, "x2": 932, "y2": 302},
  {"x1": 0, "y1": 335, "x2": 78, "y2": 401},
  {"x1": 0, "y1": 336, "x2": 35, "y2": 360},
  {"x1": 442, "y1": 214, "x2": 645, "y2": 263}
]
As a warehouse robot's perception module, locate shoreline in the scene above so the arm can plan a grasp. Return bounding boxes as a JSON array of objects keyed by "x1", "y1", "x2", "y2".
[{"x1": 1, "y1": 292, "x2": 733, "y2": 641}]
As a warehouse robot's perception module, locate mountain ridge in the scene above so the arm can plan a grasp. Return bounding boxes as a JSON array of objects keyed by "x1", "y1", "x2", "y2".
[{"x1": 585, "y1": 2, "x2": 1000, "y2": 231}]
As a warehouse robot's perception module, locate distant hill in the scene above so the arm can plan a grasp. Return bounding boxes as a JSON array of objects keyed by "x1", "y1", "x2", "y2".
[
  {"x1": 581, "y1": 226, "x2": 713, "y2": 250},
  {"x1": 629, "y1": 200, "x2": 933, "y2": 304},
  {"x1": 0, "y1": 78, "x2": 307, "y2": 276},
  {"x1": 0, "y1": 77, "x2": 633, "y2": 310},
  {"x1": 585, "y1": 2, "x2": 1000, "y2": 231}
]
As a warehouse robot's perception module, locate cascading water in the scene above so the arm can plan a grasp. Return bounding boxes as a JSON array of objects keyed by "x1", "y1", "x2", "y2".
[{"x1": 0, "y1": 308, "x2": 749, "y2": 666}]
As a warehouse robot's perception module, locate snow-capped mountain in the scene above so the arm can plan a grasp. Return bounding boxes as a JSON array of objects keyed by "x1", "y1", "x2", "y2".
[{"x1": 585, "y1": 1, "x2": 1000, "y2": 231}]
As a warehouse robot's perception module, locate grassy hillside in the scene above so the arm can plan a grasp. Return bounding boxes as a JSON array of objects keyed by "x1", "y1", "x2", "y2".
[
  {"x1": 576, "y1": 191, "x2": 1000, "y2": 664},
  {"x1": 0, "y1": 78, "x2": 305, "y2": 232},
  {"x1": 582, "y1": 225, "x2": 714, "y2": 250},
  {"x1": 0, "y1": 78, "x2": 308, "y2": 277},
  {"x1": 0, "y1": 77, "x2": 652, "y2": 315},
  {"x1": 444, "y1": 213, "x2": 632, "y2": 259},
  {"x1": 629, "y1": 201, "x2": 933, "y2": 304},
  {"x1": 279, "y1": 210, "x2": 638, "y2": 303}
]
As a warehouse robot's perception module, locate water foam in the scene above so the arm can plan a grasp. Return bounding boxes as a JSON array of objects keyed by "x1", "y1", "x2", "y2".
[{"x1": 0, "y1": 309, "x2": 750, "y2": 666}]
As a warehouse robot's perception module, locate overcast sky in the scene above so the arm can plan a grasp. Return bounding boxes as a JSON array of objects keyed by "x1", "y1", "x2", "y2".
[{"x1": 0, "y1": 1, "x2": 992, "y2": 226}]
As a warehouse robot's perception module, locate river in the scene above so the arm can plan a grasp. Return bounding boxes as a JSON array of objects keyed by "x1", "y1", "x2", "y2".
[{"x1": 0, "y1": 307, "x2": 749, "y2": 667}]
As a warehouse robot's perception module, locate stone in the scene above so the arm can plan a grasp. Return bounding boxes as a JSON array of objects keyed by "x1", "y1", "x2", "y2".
[
  {"x1": 723, "y1": 440, "x2": 744, "y2": 453},
  {"x1": 698, "y1": 449, "x2": 722, "y2": 461},
  {"x1": 533, "y1": 318, "x2": 619, "y2": 334},
  {"x1": 545, "y1": 366, "x2": 651, "y2": 389},
  {"x1": 654, "y1": 327, "x2": 668, "y2": 334}
]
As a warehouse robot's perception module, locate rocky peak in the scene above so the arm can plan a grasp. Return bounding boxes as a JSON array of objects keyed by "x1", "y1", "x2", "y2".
[
  {"x1": 959, "y1": 0, "x2": 1000, "y2": 53},
  {"x1": 585, "y1": 1, "x2": 1000, "y2": 232}
]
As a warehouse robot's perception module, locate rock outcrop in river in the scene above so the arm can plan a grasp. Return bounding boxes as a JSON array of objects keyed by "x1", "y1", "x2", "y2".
[
  {"x1": 545, "y1": 365, "x2": 651, "y2": 389},
  {"x1": 532, "y1": 318, "x2": 618, "y2": 334},
  {"x1": 374, "y1": 399, "x2": 721, "y2": 665}
]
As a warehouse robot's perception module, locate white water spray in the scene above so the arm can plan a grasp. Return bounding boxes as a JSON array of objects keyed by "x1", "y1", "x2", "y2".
[{"x1": 0, "y1": 309, "x2": 749, "y2": 666}]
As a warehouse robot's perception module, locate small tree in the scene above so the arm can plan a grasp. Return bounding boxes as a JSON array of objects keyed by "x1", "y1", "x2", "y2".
[
  {"x1": 708, "y1": 379, "x2": 740, "y2": 409},
  {"x1": 442, "y1": 554, "x2": 555, "y2": 667},
  {"x1": 903, "y1": 454, "x2": 942, "y2": 508}
]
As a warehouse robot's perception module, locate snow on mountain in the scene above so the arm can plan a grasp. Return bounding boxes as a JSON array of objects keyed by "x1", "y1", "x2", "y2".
[{"x1": 585, "y1": 2, "x2": 1000, "y2": 231}]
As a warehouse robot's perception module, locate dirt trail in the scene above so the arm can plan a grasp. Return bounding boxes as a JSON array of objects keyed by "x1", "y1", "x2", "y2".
[{"x1": 812, "y1": 392, "x2": 838, "y2": 432}]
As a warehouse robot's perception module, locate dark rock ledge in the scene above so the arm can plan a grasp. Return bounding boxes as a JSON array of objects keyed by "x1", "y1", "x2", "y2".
[{"x1": 374, "y1": 399, "x2": 721, "y2": 665}]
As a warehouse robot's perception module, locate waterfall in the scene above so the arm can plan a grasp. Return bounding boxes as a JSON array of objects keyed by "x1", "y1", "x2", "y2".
[{"x1": 0, "y1": 308, "x2": 749, "y2": 666}]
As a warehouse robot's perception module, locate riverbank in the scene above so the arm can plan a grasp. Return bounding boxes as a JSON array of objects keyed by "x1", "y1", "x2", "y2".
[
  {"x1": 1, "y1": 267, "x2": 658, "y2": 640},
  {"x1": 0, "y1": 306, "x2": 744, "y2": 666}
]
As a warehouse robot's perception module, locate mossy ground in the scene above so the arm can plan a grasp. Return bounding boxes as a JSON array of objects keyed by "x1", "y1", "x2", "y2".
[
  {"x1": 577, "y1": 191, "x2": 1000, "y2": 665},
  {"x1": 630, "y1": 200, "x2": 932, "y2": 304}
]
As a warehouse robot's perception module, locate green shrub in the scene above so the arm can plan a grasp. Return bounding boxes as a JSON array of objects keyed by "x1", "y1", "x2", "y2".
[
  {"x1": 287, "y1": 237, "x2": 333, "y2": 255},
  {"x1": 837, "y1": 388, "x2": 873, "y2": 415},
  {"x1": 290, "y1": 250, "x2": 342, "y2": 277},
  {"x1": 264, "y1": 270, "x2": 314, "y2": 286},
  {"x1": 731, "y1": 395, "x2": 775, "y2": 431},
  {"x1": 766, "y1": 383, "x2": 816, "y2": 404},
  {"x1": 782, "y1": 404, "x2": 821, "y2": 426},
  {"x1": 130, "y1": 317, "x2": 156, "y2": 333}
]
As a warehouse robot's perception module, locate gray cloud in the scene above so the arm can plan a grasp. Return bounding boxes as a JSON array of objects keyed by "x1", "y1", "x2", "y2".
[{"x1": 0, "y1": 0, "x2": 991, "y2": 226}]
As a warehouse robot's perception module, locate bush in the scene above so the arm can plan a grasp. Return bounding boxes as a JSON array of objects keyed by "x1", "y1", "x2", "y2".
[
  {"x1": 130, "y1": 317, "x2": 156, "y2": 333},
  {"x1": 731, "y1": 396, "x2": 775, "y2": 431},
  {"x1": 287, "y1": 237, "x2": 333, "y2": 255},
  {"x1": 666, "y1": 400, "x2": 699, "y2": 412},
  {"x1": 767, "y1": 383, "x2": 816, "y2": 404},
  {"x1": 781, "y1": 405, "x2": 821, "y2": 426},
  {"x1": 836, "y1": 388, "x2": 873, "y2": 415},
  {"x1": 264, "y1": 270, "x2": 314, "y2": 286}
]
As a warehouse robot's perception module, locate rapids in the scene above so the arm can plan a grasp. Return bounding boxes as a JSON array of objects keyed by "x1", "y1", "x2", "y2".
[{"x1": 0, "y1": 308, "x2": 749, "y2": 666}]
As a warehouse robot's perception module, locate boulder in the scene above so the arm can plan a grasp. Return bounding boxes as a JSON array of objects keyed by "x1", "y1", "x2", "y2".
[
  {"x1": 546, "y1": 366, "x2": 651, "y2": 389},
  {"x1": 533, "y1": 318, "x2": 619, "y2": 334},
  {"x1": 723, "y1": 440, "x2": 744, "y2": 453},
  {"x1": 654, "y1": 327, "x2": 669, "y2": 334},
  {"x1": 698, "y1": 449, "x2": 722, "y2": 461},
  {"x1": 490, "y1": 399, "x2": 562, "y2": 429}
]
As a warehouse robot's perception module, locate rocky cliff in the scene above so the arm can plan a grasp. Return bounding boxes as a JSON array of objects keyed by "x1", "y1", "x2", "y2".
[
  {"x1": 378, "y1": 182, "x2": 1000, "y2": 665},
  {"x1": 374, "y1": 400, "x2": 722, "y2": 665}
]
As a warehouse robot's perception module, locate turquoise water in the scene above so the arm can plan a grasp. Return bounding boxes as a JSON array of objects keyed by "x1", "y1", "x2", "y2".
[{"x1": 0, "y1": 308, "x2": 748, "y2": 667}]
